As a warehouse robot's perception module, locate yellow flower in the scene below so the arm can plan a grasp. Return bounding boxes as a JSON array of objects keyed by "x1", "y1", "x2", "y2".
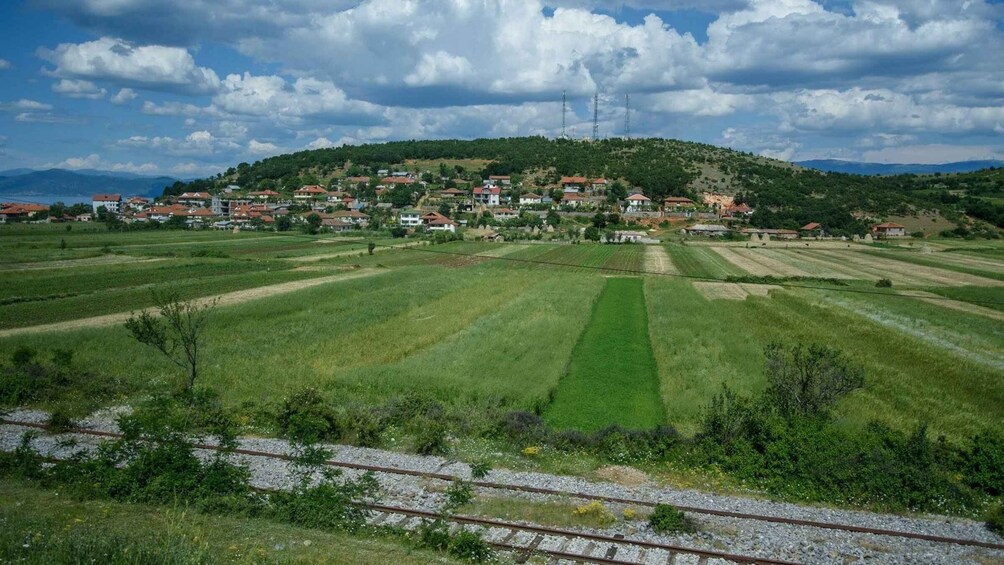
[
  {"x1": 622, "y1": 508, "x2": 637, "y2": 520},
  {"x1": 521, "y1": 446, "x2": 541, "y2": 457}
]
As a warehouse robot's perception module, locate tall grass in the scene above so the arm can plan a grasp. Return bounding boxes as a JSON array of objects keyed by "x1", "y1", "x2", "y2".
[
  {"x1": 545, "y1": 278, "x2": 665, "y2": 431},
  {"x1": 666, "y1": 245, "x2": 745, "y2": 279}
]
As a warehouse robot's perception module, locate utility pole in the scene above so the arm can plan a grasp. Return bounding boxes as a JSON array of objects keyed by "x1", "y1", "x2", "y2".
[
  {"x1": 592, "y1": 91, "x2": 599, "y2": 141},
  {"x1": 624, "y1": 94, "x2": 631, "y2": 139},
  {"x1": 561, "y1": 90, "x2": 567, "y2": 139}
]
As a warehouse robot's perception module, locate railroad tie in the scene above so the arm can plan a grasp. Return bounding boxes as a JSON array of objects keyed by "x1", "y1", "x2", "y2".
[
  {"x1": 604, "y1": 543, "x2": 619, "y2": 560},
  {"x1": 515, "y1": 534, "x2": 546, "y2": 563}
]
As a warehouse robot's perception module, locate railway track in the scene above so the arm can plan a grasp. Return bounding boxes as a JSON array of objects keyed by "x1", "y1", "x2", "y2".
[
  {"x1": 4, "y1": 417, "x2": 1003, "y2": 555},
  {"x1": 365, "y1": 503, "x2": 798, "y2": 565}
]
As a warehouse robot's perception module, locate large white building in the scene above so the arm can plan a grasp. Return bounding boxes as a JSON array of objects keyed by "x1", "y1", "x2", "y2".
[{"x1": 91, "y1": 194, "x2": 122, "y2": 214}]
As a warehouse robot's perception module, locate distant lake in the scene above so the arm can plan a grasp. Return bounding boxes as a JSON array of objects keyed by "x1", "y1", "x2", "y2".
[{"x1": 0, "y1": 194, "x2": 92, "y2": 206}]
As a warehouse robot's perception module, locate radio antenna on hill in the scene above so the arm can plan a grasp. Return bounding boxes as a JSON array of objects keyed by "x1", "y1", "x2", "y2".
[
  {"x1": 624, "y1": 94, "x2": 631, "y2": 139},
  {"x1": 561, "y1": 90, "x2": 567, "y2": 139},
  {"x1": 592, "y1": 91, "x2": 599, "y2": 141}
]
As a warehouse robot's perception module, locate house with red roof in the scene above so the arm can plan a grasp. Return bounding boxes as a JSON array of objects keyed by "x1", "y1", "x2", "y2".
[
  {"x1": 519, "y1": 193, "x2": 543, "y2": 205},
  {"x1": 91, "y1": 193, "x2": 122, "y2": 214},
  {"x1": 473, "y1": 186, "x2": 501, "y2": 206},
  {"x1": 872, "y1": 222, "x2": 907, "y2": 237},
  {"x1": 178, "y1": 192, "x2": 211, "y2": 205},
  {"x1": 800, "y1": 222, "x2": 825, "y2": 237},
  {"x1": 294, "y1": 185, "x2": 328, "y2": 200},
  {"x1": 560, "y1": 176, "x2": 588, "y2": 190},
  {"x1": 664, "y1": 196, "x2": 696, "y2": 209},
  {"x1": 560, "y1": 191, "x2": 586, "y2": 208},
  {"x1": 0, "y1": 203, "x2": 49, "y2": 223},
  {"x1": 249, "y1": 190, "x2": 280, "y2": 200},
  {"x1": 624, "y1": 193, "x2": 653, "y2": 213}
]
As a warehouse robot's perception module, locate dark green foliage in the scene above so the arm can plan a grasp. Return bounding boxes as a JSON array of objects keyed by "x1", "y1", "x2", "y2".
[
  {"x1": 876, "y1": 278, "x2": 893, "y2": 287},
  {"x1": 443, "y1": 480, "x2": 475, "y2": 512},
  {"x1": 469, "y1": 461, "x2": 491, "y2": 480},
  {"x1": 0, "y1": 348, "x2": 130, "y2": 410},
  {"x1": 987, "y1": 503, "x2": 1004, "y2": 536},
  {"x1": 648, "y1": 504, "x2": 696, "y2": 534},
  {"x1": 763, "y1": 342, "x2": 865, "y2": 418},
  {"x1": 277, "y1": 387, "x2": 340, "y2": 443},
  {"x1": 963, "y1": 433, "x2": 1004, "y2": 496},
  {"x1": 266, "y1": 472, "x2": 380, "y2": 533},
  {"x1": 723, "y1": 274, "x2": 848, "y2": 286},
  {"x1": 412, "y1": 416, "x2": 448, "y2": 455},
  {"x1": 415, "y1": 519, "x2": 452, "y2": 551},
  {"x1": 447, "y1": 530, "x2": 494, "y2": 562}
]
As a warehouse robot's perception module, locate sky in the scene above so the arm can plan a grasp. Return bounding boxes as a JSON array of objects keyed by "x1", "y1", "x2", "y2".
[{"x1": 0, "y1": 0, "x2": 1002, "y2": 178}]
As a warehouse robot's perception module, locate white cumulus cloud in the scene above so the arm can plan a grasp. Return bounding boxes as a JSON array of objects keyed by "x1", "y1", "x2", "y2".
[{"x1": 52, "y1": 79, "x2": 107, "y2": 99}]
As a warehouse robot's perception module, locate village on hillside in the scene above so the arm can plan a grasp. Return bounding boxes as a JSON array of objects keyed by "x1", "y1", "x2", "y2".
[{"x1": 1, "y1": 171, "x2": 908, "y2": 243}]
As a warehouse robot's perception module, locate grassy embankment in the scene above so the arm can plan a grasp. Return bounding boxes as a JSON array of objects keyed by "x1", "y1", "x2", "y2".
[{"x1": 0, "y1": 480, "x2": 459, "y2": 565}]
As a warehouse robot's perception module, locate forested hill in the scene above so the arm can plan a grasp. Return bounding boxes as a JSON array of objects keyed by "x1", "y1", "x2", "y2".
[{"x1": 170, "y1": 137, "x2": 1004, "y2": 233}]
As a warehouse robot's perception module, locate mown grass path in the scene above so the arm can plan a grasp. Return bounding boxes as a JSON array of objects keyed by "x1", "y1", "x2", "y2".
[{"x1": 544, "y1": 277, "x2": 665, "y2": 431}]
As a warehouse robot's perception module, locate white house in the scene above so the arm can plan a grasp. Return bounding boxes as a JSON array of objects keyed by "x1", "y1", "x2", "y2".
[
  {"x1": 624, "y1": 193, "x2": 652, "y2": 213},
  {"x1": 561, "y1": 192, "x2": 586, "y2": 208},
  {"x1": 612, "y1": 230, "x2": 646, "y2": 243},
  {"x1": 399, "y1": 208, "x2": 423, "y2": 227},
  {"x1": 473, "y1": 186, "x2": 501, "y2": 206},
  {"x1": 178, "y1": 192, "x2": 211, "y2": 206},
  {"x1": 519, "y1": 193, "x2": 543, "y2": 205},
  {"x1": 493, "y1": 208, "x2": 519, "y2": 222},
  {"x1": 427, "y1": 217, "x2": 457, "y2": 233},
  {"x1": 91, "y1": 194, "x2": 122, "y2": 214}
]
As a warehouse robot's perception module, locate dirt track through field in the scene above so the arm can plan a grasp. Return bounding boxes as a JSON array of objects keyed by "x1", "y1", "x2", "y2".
[
  {"x1": 286, "y1": 242, "x2": 424, "y2": 262},
  {"x1": 693, "y1": 281, "x2": 781, "y2": 300},
  {"x1": 0, "y1": 255, "x2": 167, "y2": 271},
  {"x1": 644, "y1": 246, "x2": 679, "y2": 275},
  {"x1": 0, "y1": 269, "x2": 384, "y2": 338}
]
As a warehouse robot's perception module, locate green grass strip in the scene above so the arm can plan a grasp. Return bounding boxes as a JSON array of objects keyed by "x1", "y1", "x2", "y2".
[{"x1": 544, "y1": 277, "x2": 665, "y2": 431}]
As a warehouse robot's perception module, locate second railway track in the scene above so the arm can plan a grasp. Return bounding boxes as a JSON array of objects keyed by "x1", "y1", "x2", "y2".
[{"x1": 3, "y1": 417, "x2": 1003, "y2": 559}]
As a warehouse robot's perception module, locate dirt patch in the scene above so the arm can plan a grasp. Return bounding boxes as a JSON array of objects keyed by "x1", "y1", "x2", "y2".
[
  {"x1": 643, "y1": 246, "x2": 679, "y2": 275},
  {"x1": 693, "y1": 281, "x2": 780, "y2": 300},
  {"x1": 0, "y1": 268, "x2": 384, "y2": 338},
  {"x1": 595, "y1": 465, "x2": 649, "y2": 487},
  {"x1": 475, "y1": 245, "x2": 529, "y2": 258}
]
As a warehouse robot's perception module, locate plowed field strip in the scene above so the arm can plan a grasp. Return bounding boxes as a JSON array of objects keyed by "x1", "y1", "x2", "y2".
[
  {"x1": 708, "y1": 247, "x2": 773, "y2": 276},
  {"x1": 815, "y1": 251, "x2": 1003, "y2": 287},
  {"x1": 727, "y1": 249, "x2": 811, "y2": 277},
  {"x1": 643, "y1": 246, "x2": 679, "y2": 275}
]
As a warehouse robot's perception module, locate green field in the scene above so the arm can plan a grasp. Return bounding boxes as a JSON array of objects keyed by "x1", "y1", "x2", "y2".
[
  {"x1": 1, "y1": 226, "x2": 1003, "y2": 443},
  {"x1": 544, "y1": 278, "x2": 664, "y2": 431}
]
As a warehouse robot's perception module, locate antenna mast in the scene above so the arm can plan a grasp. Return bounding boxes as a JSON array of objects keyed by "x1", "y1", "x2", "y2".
[
  {"x1": 561, "y1": 90, "x2": 567, "y2": 139},
  {"x1": 624, "y1": 94, "x2": 631, "y2": 139},
  {"x1": 592, "y1": 91, "x2": 599, "y2": 140}
]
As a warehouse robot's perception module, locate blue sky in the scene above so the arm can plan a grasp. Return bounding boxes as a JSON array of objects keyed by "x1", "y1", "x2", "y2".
[{"x1": 1, "y1": 0, "x2": 1002, "y2": 178}]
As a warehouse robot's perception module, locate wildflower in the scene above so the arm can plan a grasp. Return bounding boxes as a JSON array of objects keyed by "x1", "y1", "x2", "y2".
[{"x1": 521, "y1": 446, "x2": 540, "y2": 457}]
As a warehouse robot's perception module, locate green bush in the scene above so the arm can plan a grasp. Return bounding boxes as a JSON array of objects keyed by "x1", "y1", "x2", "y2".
[
  {"x1": 964, "y1": 432, "x2": 1004, "y2": 496},
  {"x1": 648, "y1": 504, "x2": 695, "y2": 534},
  {"x1": 412, "y1": 416, "x2": 448, "y2": 456},
  {"x1": 443, "y1": 480, "x2": 474, "y2": 512},
  {"x1": 277, "y1": 388, "x2": 339, "y2": 443},
  {"x1": 415, "y1": 519, "x2": 451, "y2": 551},
  {"x1": 447, "y1": 530, "x2": 493, "y2": 563},
  {"x1": 987, "y1": 503, "x2": 1004, "y2": 536},
  {"x1": 876, "y1": 278, "x2": 893, "y2": 287}
]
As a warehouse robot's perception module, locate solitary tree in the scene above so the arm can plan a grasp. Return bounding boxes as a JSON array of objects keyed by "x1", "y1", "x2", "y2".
[
  {"x1": 763, "y1": 342, "x2": 864, "y2": 418},
  {"x1": 125, "y1": 294, "x2": 217, "y2": 393}
]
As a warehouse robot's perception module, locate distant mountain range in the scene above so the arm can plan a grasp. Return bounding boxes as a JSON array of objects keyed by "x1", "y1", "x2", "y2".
[
  {"x1": 795, "y1": 159, "x2": 1004, "y2": 175},
  {"x1": 0, "y1": 169, "x2": 182, "y2": 198}
]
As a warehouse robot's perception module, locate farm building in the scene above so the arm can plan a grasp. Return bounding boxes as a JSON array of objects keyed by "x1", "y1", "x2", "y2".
[
  {"x1": 664, "y1": 196, "x2": 696, "y2": 209},
  {"x1": 683, "y1": 224, "x2": 730, "y2": 237},
  {"x1": 493, "y1": 208, "x2": 519, "y2": 222},
  {"x1": 872, "y1": 222, "x2": 907, "y2": 237},
  {"x1": 441, "y1": 188, "x2": 466, "y2": 198},
  {"x1": 611, "y1": 230, "x2": 647, "y2": 243},
  {"x1": 743, "y1": 228, "x2": 799, "y2": 240},
  {"x1": 800, "y1": 222, "x2": 825, "y2": 237}
]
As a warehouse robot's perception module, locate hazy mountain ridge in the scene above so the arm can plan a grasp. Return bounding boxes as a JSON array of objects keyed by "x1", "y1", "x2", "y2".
[
  {"x1": 795, "y1": 159, "x2": 1004, "y2": 175},
  {"x1": 0, "y1": 169, "x2": 181, "y2": 198}
]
